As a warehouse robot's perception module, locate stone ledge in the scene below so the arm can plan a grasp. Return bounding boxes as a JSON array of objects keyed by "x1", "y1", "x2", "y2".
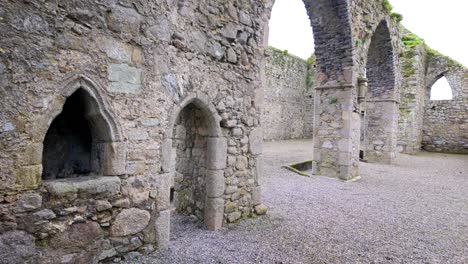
[{"x1": 43, "y1": 176, "x2": 121, "y2": 197}]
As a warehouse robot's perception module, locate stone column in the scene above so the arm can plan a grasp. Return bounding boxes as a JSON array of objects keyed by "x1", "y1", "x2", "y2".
[
  {"x1": 365, "y1": 100, "x2": 399, "y2": 164},
  {"x1": 312, "y1": 85, "x2": 360, "y2": 180}
]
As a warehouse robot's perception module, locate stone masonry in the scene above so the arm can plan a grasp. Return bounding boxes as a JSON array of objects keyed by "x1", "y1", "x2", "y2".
[
  {"x1": 0, "y1": 0, "x2": 466, "y2": 263},
  {"x1": 263, "y1": 48, "x2": 315, "y2": 141}
]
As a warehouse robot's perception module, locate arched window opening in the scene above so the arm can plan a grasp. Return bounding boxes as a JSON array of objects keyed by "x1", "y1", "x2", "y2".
[
  {"x1": 268, "y1": 0, "x2": 314, "y2": 59},
  {"x1": 430, "y1": 76, "x2": 453, "y2": 100},
  {"x1": 42, "y1": 88, "x2": 112, "y2": 180}
]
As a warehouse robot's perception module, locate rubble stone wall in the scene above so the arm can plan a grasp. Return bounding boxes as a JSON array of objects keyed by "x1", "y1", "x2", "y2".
[
  {"x1": 263, "y1": 48, "x2": 315, "y2": 141},
  {"x1": 0, "y1": 1, "x2": 267, "y2": 262},
  {"x1": 422, "y1": 67, "x2": 468, "y2": 153}
]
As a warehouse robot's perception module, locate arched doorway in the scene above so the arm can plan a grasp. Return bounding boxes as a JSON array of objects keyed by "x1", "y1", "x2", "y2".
[
  {"x1": 360, "y1": 20, "x2": 398, "y2": 164},
  {"x1": 167, "y1": 95, "x2": 227, "y2": 231}
]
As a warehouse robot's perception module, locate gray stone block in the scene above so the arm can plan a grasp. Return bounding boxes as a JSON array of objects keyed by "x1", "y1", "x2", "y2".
[
  {"x1": 107, "y1": 64, "x2": 142, "y2": 94},
  {"x1": 155, "y1": 210, "x2": 170, "y2": 250},
  {"x1": 249, "y1": 128, "x2": 263, "y2": 155},
  {"x1": 207, "y1": 137, "x2": 227, "y2": 170},
  {"x1": 111, "y1": 208, "x2": 151, "y2": 237},
  {"x1": 204, "y1": 198, "x2": 224, "y2": 231},
  {"x1": 206, "y1": 170, "x2": 225, "y2": 198},
  {"x1": 16, "y1": 192, "x2": 42, "y2": 213}
]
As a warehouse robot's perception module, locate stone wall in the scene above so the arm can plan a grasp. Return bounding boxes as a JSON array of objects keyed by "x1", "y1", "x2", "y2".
[
  {"x1": 0, "y1": 0, "x2": 466, "y2": 262},
  {"x1": 396, "y1": 32, "x2": 468, "y2": 154},
  {"x1": 397, "y1": 35, "x2": 427, "y2": 154},
  {"x1": 0, "y1": 1, "x2": 268, "y2": 262},
  {"x1": 422, "y1": 66, "x2": 468, "y2": 153},
  {"x1": 263, "y1": 48, "x2": 314, "y2": 141}
]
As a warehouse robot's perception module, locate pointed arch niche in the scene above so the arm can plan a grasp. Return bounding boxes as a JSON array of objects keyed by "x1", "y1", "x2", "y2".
[{"x1": 41, "y1": 77, "x2": 125, "y2": 180}]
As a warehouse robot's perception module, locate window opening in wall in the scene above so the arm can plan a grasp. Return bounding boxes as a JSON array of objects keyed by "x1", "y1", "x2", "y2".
[{"x1": 430, "y1": 76, "x2": 453, "y2": 100}]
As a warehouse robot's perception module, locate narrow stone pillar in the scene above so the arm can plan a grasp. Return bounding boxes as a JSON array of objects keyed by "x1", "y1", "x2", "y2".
[
  {"x1": 364, "y1": 100, "x2": 399, "y2": 164},
  {"x1": 155, "y1": 209, "x2": 170, "y2": 250},
  {"x1": 204, "y1": 198, "x2": 224, "y2": 231},
  {"x1": 312, "y1": 85, "x2": 360, "y2": 180}
]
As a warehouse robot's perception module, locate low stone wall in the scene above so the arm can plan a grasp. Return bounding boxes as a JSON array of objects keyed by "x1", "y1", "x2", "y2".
[
  {"x1": 263, "y1": 48, "x2": 315, "y2": 141},
  {"x1": 0, "y1": 176, "x2": 168, "y2": 263},
  {"x1": 422, "y1": 99, "x2": 468, "y2": 153}
]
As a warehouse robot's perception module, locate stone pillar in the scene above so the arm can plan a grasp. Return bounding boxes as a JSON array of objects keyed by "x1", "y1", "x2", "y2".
[
  {"x1": 312, "y1": 85, "x2": 360, "y2": 180},
  {"x1": 365, "y1": 100, "x2": 399, "y2": 164}
]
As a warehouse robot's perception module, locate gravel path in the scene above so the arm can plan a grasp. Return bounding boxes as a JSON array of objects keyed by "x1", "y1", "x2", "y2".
[{"x1": 131, "y1": 139, "x2": 468, "y2": 264}]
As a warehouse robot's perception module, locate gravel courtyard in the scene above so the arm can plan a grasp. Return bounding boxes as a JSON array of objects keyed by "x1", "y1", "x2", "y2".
[{"x1": 133, "y1": 139, "x2": 468, "y2": 264}]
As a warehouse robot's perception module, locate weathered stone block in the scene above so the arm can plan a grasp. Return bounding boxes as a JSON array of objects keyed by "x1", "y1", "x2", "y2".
[
  {"x1": 204, "y1": 198, "x2": 224, "y2": 231},
  {"x1": 95, "y1": 200, "x2": 112, "y2": 212},
  {"x1": 111, "y1": 208, "x2": 151, "y2": 237},
  {"x1": 16, "y1": 192, "x2": 42, "y2": 213},
  {"x1": 33, "y1": 209, "x2": 56, "y2": 220},
  {"x1": 107, "y1": 64, "x2": 142, "y2": 94},
  {"x1": 156, "y1": 174, "x2": 171, "y2": 211},
  {"x1": 207, "y1": 137, "x2": 227, "y2": 170},
  {"x1": 227, "y1": 211, "x2": 241, "y2": 223},
  {"x1": 161, "y1": 138, "x2": 172, "y2": 173},
  {"x1": 155, "y1": 210, "x2": 170, "y2": 250},
  {"x1": 102, "y1": 142, "x2": 127, "y2": 176},
  {"x1": 13, "y1": 165, "x2": 42, "y2": 189},
  {"x1": 44, "y1": 176, "x2": 121, "y2": 197},
  {"x1": 206, "y1": 170, "x2": 225, "y2": 198},
  {"x1": 50, "y1": 221, "x2": 103, "y2": 249},
  {"x1": 249, "y1": 128, "x2": 263, "y2": 155},
  {"x1": 0, "y1": 231, "x2": 37, "y2": 264},
  {"x1": 251, "y1": 186, "x2": 262, "y2": 206}
]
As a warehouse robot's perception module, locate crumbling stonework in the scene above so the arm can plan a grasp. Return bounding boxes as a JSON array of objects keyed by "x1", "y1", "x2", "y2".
[
  {"x1": 0, "y1": 0, "x2": 466, "y2": 263},
  {"x1": 397, "y1": 33, "x2": 468, "y2": 154},
  {"x1": 263, "y1": 48, "x2": 314, "y2": 141},
  {"x1": 422, "y1": 60, "x2": 468, "y2": 153}
]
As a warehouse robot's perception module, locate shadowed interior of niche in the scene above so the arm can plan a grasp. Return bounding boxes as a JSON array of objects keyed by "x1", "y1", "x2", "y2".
[{"x1": 42, "y1": 89, "x2": 95, "y2": 180}]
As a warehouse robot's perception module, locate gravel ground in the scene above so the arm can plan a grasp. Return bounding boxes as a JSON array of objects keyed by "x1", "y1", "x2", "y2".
[{"x1": 130, "y1": 139, "x2": 468, "y2": 264}]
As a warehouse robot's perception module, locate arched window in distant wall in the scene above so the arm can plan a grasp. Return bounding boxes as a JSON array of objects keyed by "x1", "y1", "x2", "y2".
[{"x1": 430, "y1": 76, "x2": 453, "y2": 100}]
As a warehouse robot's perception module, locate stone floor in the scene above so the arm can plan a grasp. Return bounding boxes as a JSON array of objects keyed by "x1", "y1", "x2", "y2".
[{"x1": 131, "y1": 139, "x2": 468, "y2": 263}]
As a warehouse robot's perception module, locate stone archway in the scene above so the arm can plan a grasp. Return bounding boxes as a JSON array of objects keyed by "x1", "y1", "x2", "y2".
[
  {"x1": 263, "y1": 0, "x2": 358, "y2": 180},
  {"x1": 163, "y1": 93, "x2": 227, "y2": 231},
  {"x1": 360, "y1": 20, "x2": 398, "y2": 164}
]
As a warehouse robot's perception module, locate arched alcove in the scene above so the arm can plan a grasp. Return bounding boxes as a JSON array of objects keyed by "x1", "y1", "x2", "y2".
[
  {"x1": 42, "y1": 81, "x2": 125, "y2": 180},
  {"x1": 430, "y1": 76, "x2": 453, "y2": 100},
  {"x1": 360, "y1": 20, "x2": 397, "y2": 164},
  {"x1": 165, "y1": 95, "x2": 226, "y2": 231}
]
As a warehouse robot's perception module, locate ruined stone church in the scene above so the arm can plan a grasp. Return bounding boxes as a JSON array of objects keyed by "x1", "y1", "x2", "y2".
[{"x1": 0, "y1": 0, "x2": 466, "y2": 263}]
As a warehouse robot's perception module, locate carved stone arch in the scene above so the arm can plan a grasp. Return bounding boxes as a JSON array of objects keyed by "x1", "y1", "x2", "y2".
[
  {"x1": 162, "y1": 92, "x2": 226, "y2": 231},
  {"x1": 165, "y1": 92, "x2": 222, "y2": 140},
  {"x1": 42, "y1": 75, "x2": 124, "y2": 143},
  {"x1": 263, "y1": 0, "x2": 355, "y2": 86},
  {"x1": 365, "y1": 19, "x2": 396, "y2": 100},
  {"x1": 40, "y1": 75, "x2": 126, "y2": 180},
  {"x1": 360, "y1": 19, "x2": 398, "y2": 164}
]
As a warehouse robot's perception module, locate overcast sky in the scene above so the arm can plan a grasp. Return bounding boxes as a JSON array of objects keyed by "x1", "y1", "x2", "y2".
[{"x1": 268, "y1": 0, "x2": 466, "y2": 99}]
